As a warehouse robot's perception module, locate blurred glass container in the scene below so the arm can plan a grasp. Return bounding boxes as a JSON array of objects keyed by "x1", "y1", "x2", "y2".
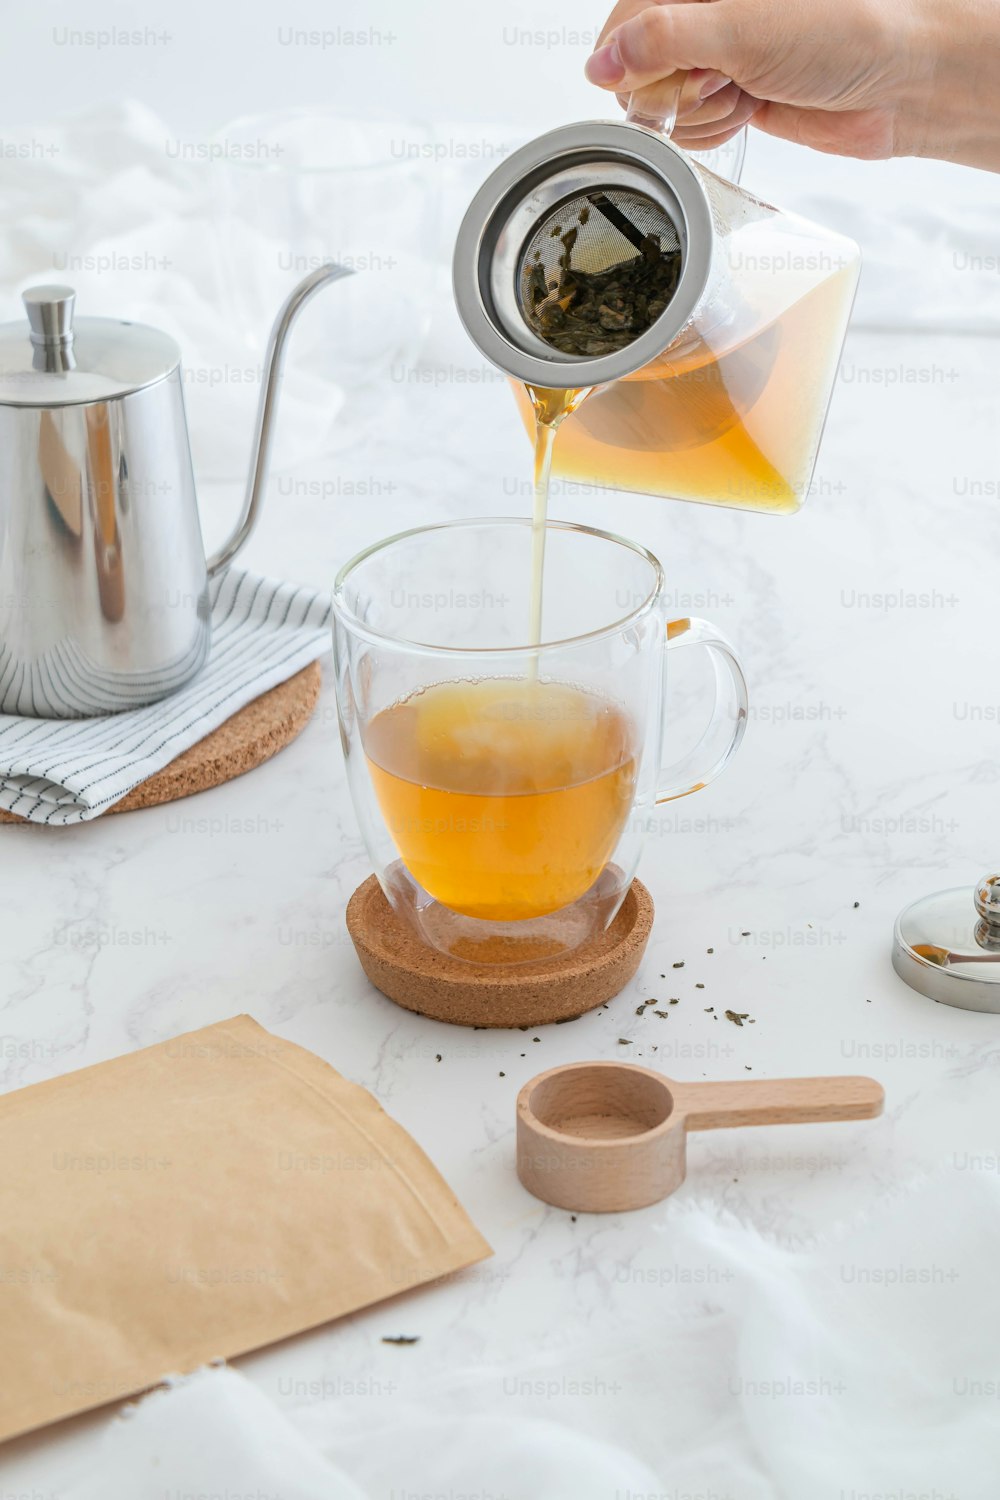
[{"x1": 210, "y1": 110, "x2": 438, "y2": 467}]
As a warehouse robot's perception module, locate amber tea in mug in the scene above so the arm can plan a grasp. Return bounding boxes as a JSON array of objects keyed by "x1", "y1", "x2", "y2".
[
  {"x1": 332, "y1": 520, "x2": 748, "y2": 964},
  {"x1": 364, "y1": 677, "x2": 637, "y2": 922}
]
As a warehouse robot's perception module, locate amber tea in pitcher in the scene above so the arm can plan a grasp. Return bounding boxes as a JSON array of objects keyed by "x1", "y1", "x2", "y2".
[
  {"x1": 512, "y1": 263, "x2": 856, "y2": 514},
  {"x1": 453, "y1": 120, "x2": 860, "y2": 517}
]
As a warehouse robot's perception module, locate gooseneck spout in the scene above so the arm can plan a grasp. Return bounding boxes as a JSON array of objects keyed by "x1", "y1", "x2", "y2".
[{"x1": 207, "y1": 262, "x2": 354, "y2": 577}]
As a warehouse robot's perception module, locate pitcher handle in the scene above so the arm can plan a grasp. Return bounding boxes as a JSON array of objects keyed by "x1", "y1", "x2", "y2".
[
  {"x1": 626, "y1": 80, "x2": 687, "y2": 136},
  {"x1": 656, "y1": 616, "x2": 748, "y2": 803},
  {"x1": 207, "y1": 262, "x2": 355, "y2": 577},
  {"x1": 626, "y1": 90, "x2": 747, "y2": 184}
]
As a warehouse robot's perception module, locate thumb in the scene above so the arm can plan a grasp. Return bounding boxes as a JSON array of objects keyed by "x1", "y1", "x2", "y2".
[{"x1": 585, "y1": 2, "x2": 739, "y2": 91}]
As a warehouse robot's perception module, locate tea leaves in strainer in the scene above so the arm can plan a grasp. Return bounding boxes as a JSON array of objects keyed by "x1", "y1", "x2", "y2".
[{"x1": 518, "y1": 187, "x2": 682, "y2": 358}]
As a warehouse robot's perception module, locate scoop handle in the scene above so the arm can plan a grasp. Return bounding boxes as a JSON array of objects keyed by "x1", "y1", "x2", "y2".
[{"x1": 670, "y1": 1075, "x2": 884, "y2": 1132}]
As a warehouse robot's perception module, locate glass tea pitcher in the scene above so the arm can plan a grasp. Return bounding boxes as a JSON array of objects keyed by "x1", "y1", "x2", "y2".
[{"x1": 453, "y1": 112, "x2": 860, "y2": 515}]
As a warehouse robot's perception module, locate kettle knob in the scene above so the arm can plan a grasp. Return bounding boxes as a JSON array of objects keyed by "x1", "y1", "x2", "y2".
[
  {"x1": 975, "y1": 874, "x2": 1000, "y2": 928},
  {"x1": 23, "y1": 284, "x2": 76, "y2": 346},
  {"x1": 23, "y1": 284, "x2": 76, "y2": 371}
]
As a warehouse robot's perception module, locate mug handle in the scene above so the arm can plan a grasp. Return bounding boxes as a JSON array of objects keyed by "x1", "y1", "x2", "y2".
[{"x1": 656, "y1": 617, "x2": 748, "y2": 804}]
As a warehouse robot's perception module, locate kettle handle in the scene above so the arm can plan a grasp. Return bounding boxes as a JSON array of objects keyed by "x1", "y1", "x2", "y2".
[{"x1": 207, "y1": 262, "x2": 355, "y2": 577}]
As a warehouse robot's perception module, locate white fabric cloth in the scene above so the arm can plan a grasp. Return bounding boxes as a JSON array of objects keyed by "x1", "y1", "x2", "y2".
[
  {"x1": 46, "y1": 1162, "x2": 1000, "y2": 1499},
  {"x1": 0, "y1": 569, "x2": 330, "y2": 823},
  {"x1": 59, "y1": 1368, "x2": 663, "y2": 1500}
]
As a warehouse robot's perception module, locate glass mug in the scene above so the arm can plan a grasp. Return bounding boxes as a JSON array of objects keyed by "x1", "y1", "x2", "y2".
[{"x1": 332, "y1": 519, "x2": 747, "y2": 964}]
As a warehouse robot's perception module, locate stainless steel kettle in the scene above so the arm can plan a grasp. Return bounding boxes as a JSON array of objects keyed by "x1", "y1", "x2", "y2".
[{"x1": 0, "y1": 264, "x2": 349, "y2": 718}]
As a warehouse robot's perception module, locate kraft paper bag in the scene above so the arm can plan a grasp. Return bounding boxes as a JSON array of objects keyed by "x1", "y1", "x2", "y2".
[{"x1": 0, "y1": 1015, "x2": 490, "y2": 1443}]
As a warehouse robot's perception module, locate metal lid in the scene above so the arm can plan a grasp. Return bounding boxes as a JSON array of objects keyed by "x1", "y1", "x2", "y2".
[
  {"x1": 0, "y1": 285, "x2": 181, "y2": 407},
  {"x1": 892, "y1": 873, "x2": 1000, "y2": 1013},
  {"x1": 452, "y1": 120, "x2": 713, "y2": 390}
]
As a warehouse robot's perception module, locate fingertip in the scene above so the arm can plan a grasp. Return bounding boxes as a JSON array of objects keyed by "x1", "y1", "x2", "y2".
[{"x1": 584, "y1": 40, "x2": 625, "y2": 87}]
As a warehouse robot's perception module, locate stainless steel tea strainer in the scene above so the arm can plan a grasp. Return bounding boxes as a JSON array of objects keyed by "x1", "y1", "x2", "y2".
[{"x1": 453, "y1": 118, "x2": 716, "y2": 390}]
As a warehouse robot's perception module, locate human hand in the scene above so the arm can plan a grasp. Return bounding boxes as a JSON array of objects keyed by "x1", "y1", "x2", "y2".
[{"x1": 585, "y1": 0, "x2": 1000, "y2": 172}]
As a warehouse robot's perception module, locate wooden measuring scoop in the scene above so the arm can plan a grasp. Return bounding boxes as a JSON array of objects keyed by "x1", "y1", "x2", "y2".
[{"x1": 516, "y1": 1061, "x2": 884, "y2": 1213}]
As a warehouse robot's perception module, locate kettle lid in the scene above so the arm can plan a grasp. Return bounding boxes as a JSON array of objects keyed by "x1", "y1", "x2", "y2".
[
  {"x1": 0, "y1": 284, "x2": 182, "y2": 408},
  {"x1": 892, "y1": 873, "x2": 1000, "y2": 1013}
]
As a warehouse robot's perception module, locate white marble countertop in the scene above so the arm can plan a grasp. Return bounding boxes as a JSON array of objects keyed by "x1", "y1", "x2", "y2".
[{"x1": 2, "y1": 125, "x2": 1000, "y2": 1492}]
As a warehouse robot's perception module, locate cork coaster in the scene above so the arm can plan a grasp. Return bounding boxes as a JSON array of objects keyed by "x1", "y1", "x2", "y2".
[
  {"x1": 0, "y1": 661, "x2": 321, "y2": 823},
  {"x1": 346, "y1": 875, "x2": 654, "y2": 1028}
]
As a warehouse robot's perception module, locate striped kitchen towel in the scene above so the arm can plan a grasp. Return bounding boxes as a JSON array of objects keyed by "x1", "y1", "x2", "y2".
[{"x1": 0, "y1": 569, "x2": 331, "y2": 825}]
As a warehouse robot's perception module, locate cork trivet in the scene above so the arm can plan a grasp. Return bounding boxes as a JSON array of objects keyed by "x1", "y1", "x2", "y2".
[
  {"x1": 346, "y1": 875, "x2": 654, "y2": 1028},
  {"x1": 0, "y1": 661, "x2": 321, "y2": 823}
]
